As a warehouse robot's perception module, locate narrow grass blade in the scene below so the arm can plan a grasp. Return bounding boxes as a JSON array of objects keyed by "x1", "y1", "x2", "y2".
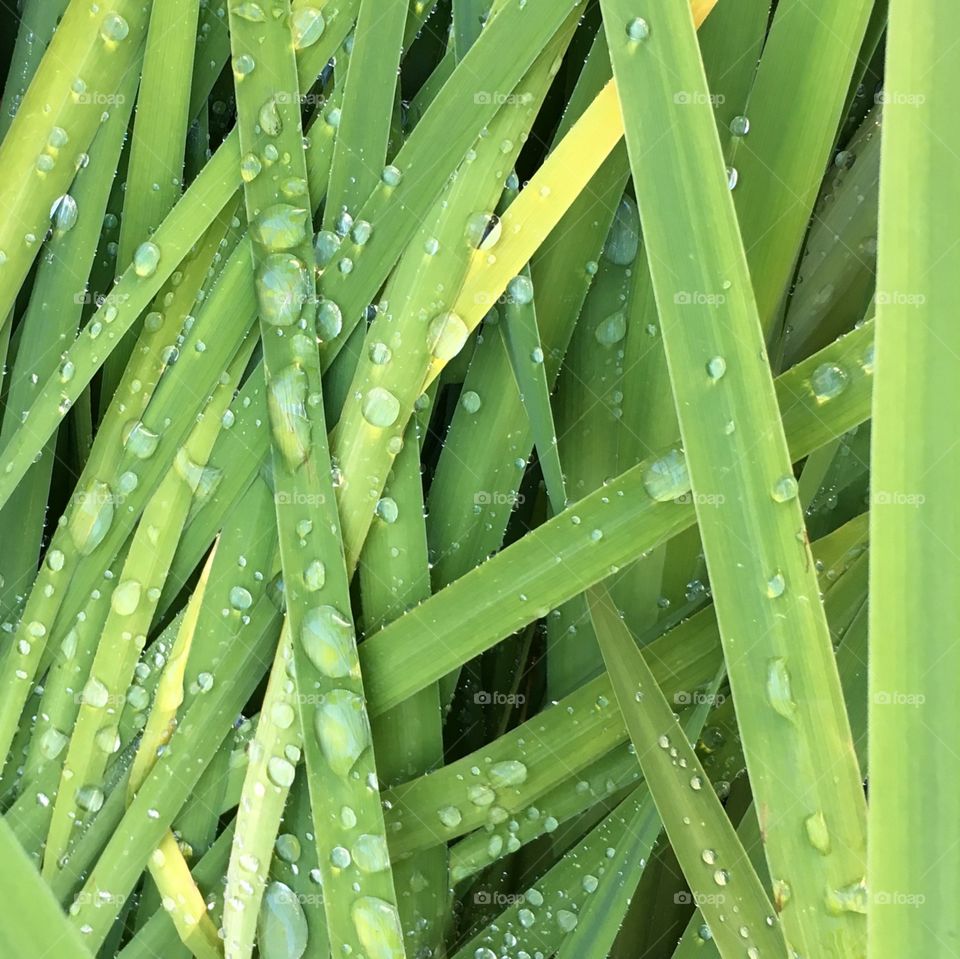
[
  {"x1": 731, "y1": 0, "x2": 875, "y2": 335},
  {"x1": 602, "y1": 2, "x2": 867, "y2": 953},
  {"x1": 228, "y1": 3, "x2": 406, "y2": 955},
  {"x1": 105, "y1": 0, "x2": 201, "y2": 400},
  {"x1": 869, "y1": 2, "x2": 960, "y2": 953},
  {"x1": 587, "y1": 586, "x2": 783, "y2": 958}
]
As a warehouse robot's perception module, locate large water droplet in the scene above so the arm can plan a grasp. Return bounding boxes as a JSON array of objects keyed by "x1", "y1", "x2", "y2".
[
  {"x1": 267, "y1": 365, "x2": 311, "y2": 469},
  {"x1": 291, "y1": 7, "x2": 326, "y2": 49},
  {"x1": 314, "y1": 689, "x2": 371, "y2": 776},
  {"x1": 642, "y1": 449, "x2": 690, "y2": 502},
  {"x1": 805, "y1": 811, "x2": 831, "y2": 854},
  {"x1": 100, "y1": 12, "x2": 129, "y2": 42},
  {"x1": 124, "y1": 420, "x2": 160, "y2": 459},
  {"x1": 810, "y1": 363, "x2": 849, "y2": 403},
  {"x1": 766, "y1": 658, "x2": 796, "y2": 721},
  {"x1": 234, "y1": 2, "x2": 266, "y2": 21},
  {"x1": 69, "y1": 481, "x2": 115, "y2": 555},
  {"x1": 111, "y1": 580, "x2": 141, "y2": 616},
  {"x1": 489, "y1": 760, "x2": 528, "y2": 788},
  {"x1": 316, "y1": 299, "x2": 342, "y2": 340},
  {"x1": 426, "y1": 311, "x2": 469, "y2": 361},
  {"x1": 595, "y1": 310, "x2": 626, "y2": 345},
  {"x1": 259, "y1": 99, "x2": 282, "y2": 137},
  {"x1": 352, "y1": 834, "x2": 390, "y2": 873},
  {"x1": 507, "y1": 275, "x2": 534, "y2": 306},
  {"x1": 301, "y1": 606, "x2": 355, "y2": 678},
  {"x1": 258, "y1": 881, "x2": 308, "y2": 959},
  {"x1": 771, "y1": 475, "x2": 798, "y2": 503},
  {"x1": 51, "y1": 194, "x2": 78, "y2": 232},
  {"x1": 626, "y1": 17, "x2": 650, "y2": 41},
  {"x1": 604, "y1": 196, "x2": 640, "y2": 265},
  {"x1": 252, "y1": 205, "x2": 309, "y2": 253},
  {"x1": 361, "y1": 387, "x2": 400, "y2": 428},
  {"x1": 350, "y1": 897, "x2": 404, "y2": 959},
  {"x1": 257, "y1": 254, "x2": 308, "y2": 327},
  {"x1": 133, "y1": 241, "x2": 160, "y2": 278}
]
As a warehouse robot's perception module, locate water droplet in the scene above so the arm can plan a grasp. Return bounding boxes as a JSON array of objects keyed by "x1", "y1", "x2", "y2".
[
  {"x1": 771, "y1": 475, "x2": 798, "y2": 503},
  {"x1": 351, "y1": 897, "x2": 404, "y2": 959},
  {"x1": 626, "y1": 16, "x2": 650, "y2": 41},
  {"x1": 461, "y1": 390, "x2": 482, "y2": 413},
  {"x1": 465, "y1": 212, "x2": 501, "y2": 249},
  {"x1": 643, "y1": 449, "x2": 690, "y2": 502},
  {"x1": 51, "y1": 194, "x2": 78, "y2": 232},
  {"x1": 257, "y1": 254, "x2": 308, "y2": 327},
  {"x1": 77, "y1": 784, "x2": 105, "y2": 812},
  {"x1": 133, "y1": 241, "x2": 160, "y2": 278},
  {"x1": 706, "y1": 356, "x2": 726, "y2": 380},
  {"x1": 100, "y1": 12, "x2": 129, "y2": 42},
  {"x1": 375, "y1": 497, "x2": 398, "y2": 523},
  {"x1": 426, "y1": 311, "x2": 469, "y2": 361},
  {"x1": 595, "y1": 310, "x2": 626, "y2": 345},
  {"x1": 352, "y1": 833, "x2": 390, "y2": 873},
  {"x1": 252, "y1": 205, "x2": 309, "y2": 252},
  {"x1": 810, "y1": 363, "x2": 849, "y2": 402},
  {"x1": 713, "y1": 868, "x2": 730, "y2": 886},
  {"x1": 259, "y1": 99, "x2": 282, "y2": 137},
  {"x1": 301, "y1": 606, "x2": 355, "y2": 678},
  {"x1": 111, "y1": 579, "x2": 141, "y2": 615},
  {"x1": 507, "y1": 275, "x2": 534, "y2": 306},
  {"x1": 729, "y1": 115, "x2": 750, "y2": 136},
  {"x1": 727, "y1": 167, "x2": 739, "y2": 190},
  {"x1": 258, "y1": 881, "x2": 308, "y2": 959},
  {"x1": 46, "y1": 549, "x2": 65, "y2": 572},
  {"x1": 604, "y1": 196, "x2": 640, "y2": 265},
  {"x1": 69, "y1": 481, "x2": 115, "y2": 555},
  {"x1": 438, "y1": 805, "x2": 462, "y2": 828},
  {"x1": 233, "y1": 53, "x2": 256, "y2": 77},
  {"x1": 766, "y1": 571, "x2": 786, "y2": 598},
  {"x1": 267, "y1": 365, "x2": 311, "y2": 469},
  {"x1": 805, "y1": 811, "x2": 831, "y2": 854},
  {"x1": 314, "y1": 689, "x2": 371, "y2": 775},
  {"x1": 557, "y1": 909, "x2": 578, "y2": 932},
  {"x1": 124, "y1": 420, "x2": 160, "y2": 459},
  {"x1": 275, "y1": 834, "x2": 301, "y2": 863},
  {"x1": 39, "y1": 727, "x2": 69, "y2": 760},
  {"x1": 230, "y1": 586, "x2": 253, "y2": 610},
  {"x1": 234, "y1": 2, "x2": 266, "y2": 21},
  {"x1": 267, "y1": 755, "x2": 296, "y2": 788},
  {"x1": 767, "y1": 657, "x2": 797, "y2": 720},
  {"x1": 291, "y1": 7, "x2": 326, "y2": 49},
  {"x1": 316, "y1": 299, "x2": 342, "y2": 340},
  {"x1": 468, "y1": 784, "x2": 496, "y2": 807},
  {"x1": 240, "y1": 152, "x2": 262, "y2": 182},
  {"x1": 314, "y1": 229, "x2": 341, "y2": 266},
  {"x1": 381, "y1": 165, "x2": 403, "y2": 187},
  {"x1": 351, "y1": 220, "x2": 372, "y2": 245},
  {"x1": 826, "y1": 879, "x2": 867, "y2": 915},
  {"x1": 361, "y1": 387, "x2": 400, "y2": 428},
  {"x1": 489, "y1": 760, "x2": 528, "y2": 788},
  {"x1": 330, "y1": 845, "x2": 351, "y2": 868}
]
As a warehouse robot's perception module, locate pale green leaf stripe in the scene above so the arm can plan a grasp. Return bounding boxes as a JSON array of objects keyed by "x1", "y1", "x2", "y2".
[
  {"x1": 587, "y1": 586, "x2": 783, "y2": 958},
  {"x1": 0, "y1": 815, "x2": 93, "y2": 959},
  {"x1": 869, "y1": 1, "x2": 960, "y2": 955},
  {"x1": 601, "y1": 2, "x2": 867, "y2": 955},
  {"x1": 361, "y1": 322, "x2": 874, "y2": 715}
]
